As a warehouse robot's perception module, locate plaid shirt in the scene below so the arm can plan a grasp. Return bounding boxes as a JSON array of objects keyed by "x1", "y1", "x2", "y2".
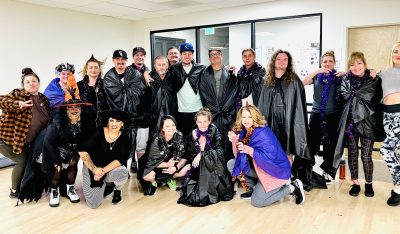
[{"x1": 0, "y1": 89, "x2": 50, "y2": 154}]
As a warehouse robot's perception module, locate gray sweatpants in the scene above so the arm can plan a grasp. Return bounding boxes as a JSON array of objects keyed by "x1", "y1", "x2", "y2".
[
  {"x1": 227, "y1": 159, "x2": 290, "y2": 207},
  {"x1": 82, "y1": 165, "x2": 128, "y2": 209}
]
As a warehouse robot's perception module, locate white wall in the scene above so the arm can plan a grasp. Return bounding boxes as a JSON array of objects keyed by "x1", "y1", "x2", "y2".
[
  {"x1": 135, "y1": 0, "x2": 400, "y2": 70},
  {"x1": 0, "y1": 0, "x2": 136, "y2": 94}
]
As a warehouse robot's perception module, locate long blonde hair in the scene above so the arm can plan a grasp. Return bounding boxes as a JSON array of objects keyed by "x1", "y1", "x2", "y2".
[
  {"x1": 389, "y1": 42, "x2": 400, "y2": 68},
  {"x1": 232, "y1": 105, "x2": 266, "y2": 132}
]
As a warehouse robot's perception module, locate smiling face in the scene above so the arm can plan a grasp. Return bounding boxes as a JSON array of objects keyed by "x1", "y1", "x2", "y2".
[
  {"x1": 59, "y1": 70, "x2": 71, "y2": 85},
  {"x1": 349, "y1": 58, "x2": 366, "y2": 77},
  {"x1": 392, "y1": 45, "x2": 400, "y2": 67},
  {"x1": 87, "y1": 61, "x2": 100, "y2": 79},
  {"x1": 181, "y1": 51, "x2": 193, "y2": 65},
  {"x1": 23, "y1": 75, "x2": 40, "y2": 95},
  {"x1": 167, "y1": 48, "x2": 180, "y2": 65},
  {"x1": 274, "y1": 52, "x2": 289, "y2": 71},
  {"x1": 162, "y1": 118, "x2": 177, "y2": 138},
  {"x1": 196, "y1": 115, "x2": 211, "y2": 132},
  {"x1": 108, "y1": 117, "x2": 124, "y2": 133},
  {"x1": 133, "y1": 52, "x2": 145, "y2": 66},
  {"x1": 66, "y1": 106, "x2": 81, "y2": 124},
  {"x1": 241, "y1": 109, "x2": 254, "y2": 130},
  {"x1": 209, "y1": 50, "x2": 223, "y2": 66}
]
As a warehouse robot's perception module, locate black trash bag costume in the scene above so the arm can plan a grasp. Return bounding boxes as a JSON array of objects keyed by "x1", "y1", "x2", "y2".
[
  {"x1": 138, "y1": 131, "x2": 186, "y2": 195},
  {"x1": 148, "y1": 69, "x2": 180, "y2": 131},
  {"x1": 237, "y1": 62, "x2": 266, "y2": 108},
  {"x1": 257, "y1": 76, "x2": 314, "y2": 189},
  {"x1": 178, "y1": 124, "x2": 233, "y2": 207},
  {"x1": 333, "y1": 70, "x2": 384, "y2": 176}
]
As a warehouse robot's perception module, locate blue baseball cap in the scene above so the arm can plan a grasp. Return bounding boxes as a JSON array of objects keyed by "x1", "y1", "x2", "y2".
[{"x1": 179, "y1": 42, "x2": 194, "y2": 53}]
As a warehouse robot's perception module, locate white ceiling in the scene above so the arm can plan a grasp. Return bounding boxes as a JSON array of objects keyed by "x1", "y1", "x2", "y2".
[{"x1": 14, "y1": 0, "x2": 278, "y2": 21}]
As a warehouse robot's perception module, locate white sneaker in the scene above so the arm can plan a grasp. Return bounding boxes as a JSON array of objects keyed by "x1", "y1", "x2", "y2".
[
  {"x1": 66, "y1": 184, "x2": 80, "y2": 203},
  {"x1": 49, "y1": 188, "x2": 60, "y2": 207}
]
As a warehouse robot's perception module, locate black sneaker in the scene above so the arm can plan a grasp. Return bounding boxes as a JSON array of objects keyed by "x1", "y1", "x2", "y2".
[
  {"x1": 240, "y1": 189, "x2": 253, "y2": 200},
  {"x1": 112, "y1": 190, "x2": 122, "y2": 204},
  {"x1": 364, "y1": 183, "x2": 374, "y2": 197},
  {"x1": 9, "y1": 189, "x2": 19, "y2": 199},
  {"x1": 291, "y1": 179, "x2": 305, "y2": 205},
  {"x1": 349, "y1": 184, "x2": 361, "y2": 197},
  {"x1": 387, "y1": 190, "x2": 400, "y2": 206},
  {"x1": 130, "y1": 161, "x2": 138, "y2": 174}
]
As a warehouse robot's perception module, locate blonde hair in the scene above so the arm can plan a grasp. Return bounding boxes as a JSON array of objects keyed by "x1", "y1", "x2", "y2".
[
  {"x1": 232, "y1": 105, "x2": 266, "y2": 131},
  {"x1": 242, "y1": 48, "x2": 256, "y2": 56},
  {"x1": 194, "y1": 107, "x2": 212, "y2": 122},
  {"x1": 321, "y1": 50, "x2": 336, "y2": 63},
  {"x1": 81, "y1": 55, "x2": 104, "y2": 78},
  {"x1": 389, "y1": 42, "x2": 400, "y2": 68},
  {"x1": 347, "y1": 51, "x2": 367, "y2": 70}
]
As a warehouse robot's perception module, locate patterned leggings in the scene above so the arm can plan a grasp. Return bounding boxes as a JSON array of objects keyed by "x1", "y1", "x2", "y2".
[
  {"x1": 347, "y1": 132, "x2": 374, "y2": 183},
  {"x1": 380, "y1": 112, "x2": 400, "y2": 186}
]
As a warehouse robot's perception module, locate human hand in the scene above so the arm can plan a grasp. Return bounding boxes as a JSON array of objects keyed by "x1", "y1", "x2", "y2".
[
  {"x1": 237, "y1": 142, "x2": 246, "y2": 153},
  {"x1": 228, "y1": 65, "x2": 236, "y2": 74},
  {"x1": 162, "y1": 166, "x2": 177, "y2": 174},
  {"x1": 167, "y1": 158, "x2": 178, "y2": 167},
  {"x1": 19, "y1": 100, "x2": 33, "y2": 109},
  {"x1": 192, "y1": 153, "x2": 201, "y2": 168},
  {"x1": 318, "y1": 67, "x2": 331, "y2": 74},
  {"x1": 94, "y1": 167, "x2": 105, "y2": 178},
  {"x1": 335, "y1": 71, "x2": 346, "y2": 77},
  {"x1": 199, "y1": 135, "x2": 206, "y2": 151},
  {"x1": 144, "y1": 72, "x2": 154, "y2": 86},
  {"x1": 227, "y1": 131, "x2": 239, "y2": 143}
]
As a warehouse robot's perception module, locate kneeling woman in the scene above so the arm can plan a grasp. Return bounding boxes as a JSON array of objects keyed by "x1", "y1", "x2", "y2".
[
  {"x1": 178, "y1": 108, "x2": 233, "y2": 206},
  {"x1": 42, "y1": 99, "x2": 94, "y2": 207},
  {"x1": 140, "y1": 115, "x2": 189, "y2": 195},
  {"x1": 227, "y1": 105, "x2": 305, "y2": 207},
  {"x1": 78, "y1": 110, "x2": 130, "y2": 208}
]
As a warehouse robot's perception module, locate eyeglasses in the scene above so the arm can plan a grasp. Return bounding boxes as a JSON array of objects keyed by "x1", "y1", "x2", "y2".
[{"x1": 209, "y1": 53, "x2": 222, "y2": 57}]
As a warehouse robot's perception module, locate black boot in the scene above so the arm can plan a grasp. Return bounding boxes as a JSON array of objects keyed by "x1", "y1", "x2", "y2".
[
  {"x1": 112, "y1": 190, "x2": 121, "y2": 204},
  {"x1": 349, "y1": 184, "x2": 361, "y2": 197},
  {"x1": 387, "y1": 190, "x2": 400, "y2": 206},
  {"x1": 364, "y1": 183, "x2": 374, "y2": 197}
]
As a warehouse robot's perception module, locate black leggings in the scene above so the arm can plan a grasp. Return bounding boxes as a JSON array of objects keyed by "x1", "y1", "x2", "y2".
[{"x1": 51, "y1": 159, "x2": 78, "y2": 188}]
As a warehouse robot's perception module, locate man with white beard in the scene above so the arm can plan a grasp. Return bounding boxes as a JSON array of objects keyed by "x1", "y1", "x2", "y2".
[{"x1": 147, "y1": 55, "x2": 180, "y2": 134}]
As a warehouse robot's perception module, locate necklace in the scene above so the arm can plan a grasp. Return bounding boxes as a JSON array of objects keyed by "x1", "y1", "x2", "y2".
[{"x1": 107, "y1": 129, "x2": 121, "y2": 150}]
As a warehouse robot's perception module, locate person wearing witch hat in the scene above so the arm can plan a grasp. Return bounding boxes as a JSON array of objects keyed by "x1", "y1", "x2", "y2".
[
  {"x1": 78, "y1": 110, "x2": 130, "y2": 208},
  {"x1": 41, "y1": 93, "x2": 95, "y2": 207}
]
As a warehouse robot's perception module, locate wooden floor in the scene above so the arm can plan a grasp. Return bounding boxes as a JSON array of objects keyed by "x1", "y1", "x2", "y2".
[{"x1": 1, "y1": 164, "x2": 399, "y2": 234}]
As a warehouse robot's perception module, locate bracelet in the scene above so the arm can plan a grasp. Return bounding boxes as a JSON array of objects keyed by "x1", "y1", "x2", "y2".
[{"x1": 92, "y1": 166, "x2": 97, "y2": 173}]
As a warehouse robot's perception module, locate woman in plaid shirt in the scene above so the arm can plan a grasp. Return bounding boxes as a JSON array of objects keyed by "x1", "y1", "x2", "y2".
[{"x1": 0, "y1": 68, "x2": 50, "y2": 199}]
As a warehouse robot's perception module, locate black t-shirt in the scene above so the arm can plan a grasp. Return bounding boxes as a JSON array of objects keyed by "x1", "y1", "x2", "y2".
[
  {"x1": 312, "y1": 76, "x2": 339, "y2": 114},
  {"x1": 80, "y1": 127, "x2": 130, "y2": 167}
]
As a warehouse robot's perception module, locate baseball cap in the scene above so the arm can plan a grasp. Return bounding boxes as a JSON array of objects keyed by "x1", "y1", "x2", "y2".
[
  {"x1": 112, "y1": 49, "x2": 128, "y2": 59},
  {"x1": 179, "y1": 43, "x2": 194, "y2": 53}
]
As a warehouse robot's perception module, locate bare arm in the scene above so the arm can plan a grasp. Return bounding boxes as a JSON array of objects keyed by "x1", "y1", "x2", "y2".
[
  {"x1": 102, "y1": 160, "x2": 121, "y2": 174},
  {"x1": 78, "y1": 151, "x2": 96, "y2": 172}
]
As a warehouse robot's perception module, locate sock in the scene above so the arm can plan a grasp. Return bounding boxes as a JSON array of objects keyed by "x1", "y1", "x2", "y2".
[
  {"x1": 289, "y1": 184, "x2": 295, "y2": 194},
  {"x1": 394, "y1": 188, "x2": 400, "y2": 194}
]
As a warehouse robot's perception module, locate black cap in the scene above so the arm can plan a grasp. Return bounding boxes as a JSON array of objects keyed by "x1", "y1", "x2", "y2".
[
  {"x1": 132, "y1": 47, "x2": 146, "y2": 56},
  {"x1": 112, "y1": 50, "x2": 128, "y2": 59},
  {"x1": 101, "y1": 109, "x2": 131, "y2": 126}
]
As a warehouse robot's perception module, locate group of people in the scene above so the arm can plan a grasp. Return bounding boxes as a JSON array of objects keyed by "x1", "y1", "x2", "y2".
[{"x1": 0, "y1": 41, "x2": 400, "y2": 209}]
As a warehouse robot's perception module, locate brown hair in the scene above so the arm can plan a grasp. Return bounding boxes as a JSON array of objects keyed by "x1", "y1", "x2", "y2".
[
  {"x1": 321, "y1": 50, "x2": 336, "y2": 62},
  {"x1": 232, "y1": 105, "x2": 266, "y2": 132},
  {"x1": 265, "y1": 49, "x2": 296, "y2": 87},
  {"x1": 242, "y1": 48, "x2": 256, "y2": 56},
  {"x1": 81, "y1": 54, "x2": 104, "y2": 78},
  {"x1": 389, "y1": 42, "x2": 400, "y2": 68},
  {"x1": 194, "y1": 107, "x2": 212, "y2": 122},
  {"x1": 347, "y1": 51, "x2": 367, "y2": 69},
  {"x1": 21, "y1": 68, "x2": 40, "y2": 87}
]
